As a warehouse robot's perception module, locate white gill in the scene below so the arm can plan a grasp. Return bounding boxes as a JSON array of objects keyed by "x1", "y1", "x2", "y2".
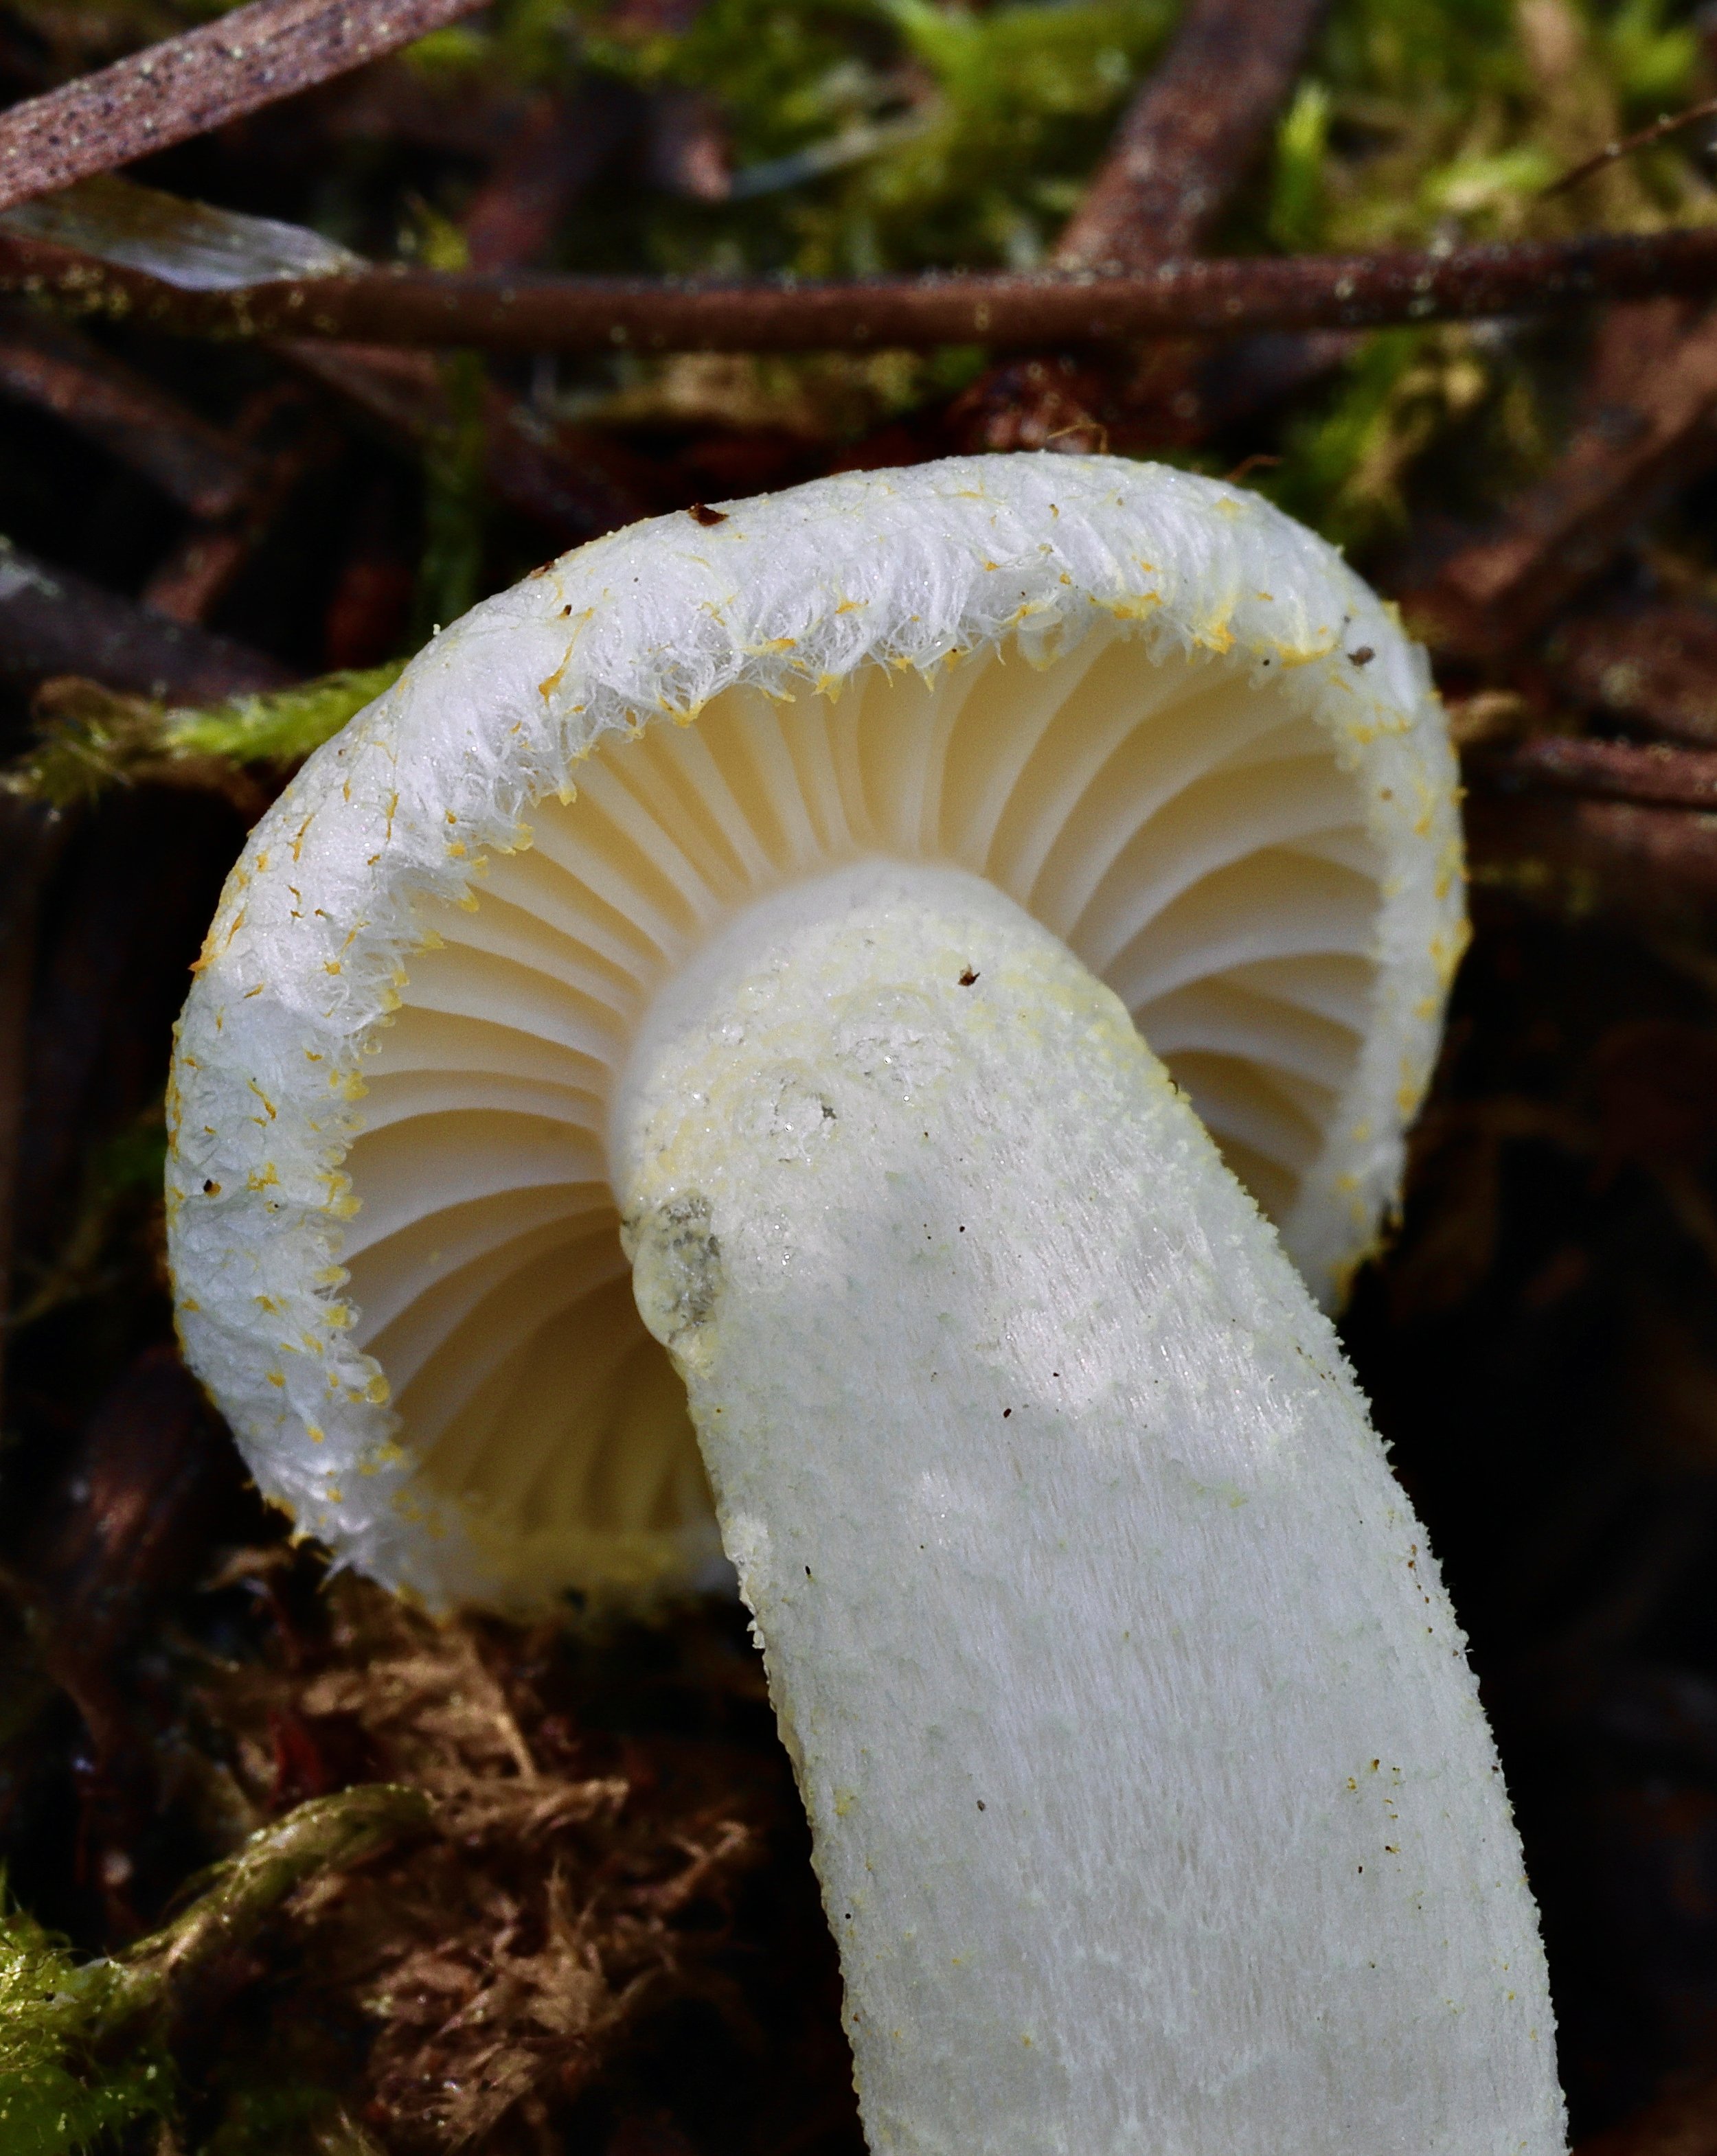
[{"x1": 338, "y1": 625, "x2": 1380, "y2": 1589}]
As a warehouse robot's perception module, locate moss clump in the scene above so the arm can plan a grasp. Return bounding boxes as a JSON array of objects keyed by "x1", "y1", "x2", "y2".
[
  {"x1": 0, "y1": 1791, "x2": 431, "y2": 2156},
  {"x1": 0, "y1": 1893, "x2": 171, "y2": 2156},
  {"x1": 162, "y1": 665, "x2": 409, "y2": 770},
  {"x1": 3, "y1": 665, "x2": 407, "y2": 812}
]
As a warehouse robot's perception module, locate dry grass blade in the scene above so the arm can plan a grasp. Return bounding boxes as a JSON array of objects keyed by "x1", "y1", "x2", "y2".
[{"x1": 0, "y1": 0, "x2": 490, "y2": 216}]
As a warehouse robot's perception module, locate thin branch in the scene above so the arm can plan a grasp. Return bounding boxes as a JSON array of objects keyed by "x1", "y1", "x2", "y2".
[
  {"x1": 1470, "y1": 734, "x2": 1717, "y2": 810},
  {"x1": 1462, "y1": 725, "x2": 1717, "y2": 928},
  {"x1": 1405, "y1": 297, "x2": 1717, "y2": 659},
  {"x1": 1550, "y1": 599, "x2": 1717, "y2": 747},
  {"x1": 1466, "y1": 787, "x2": 1717, "y2": 925},
  {"x1": 11, "y1": 223, "x2": 1717, "y2": 352},
  {"x1": 0, "y1": 796, "x2": 62, "y2": 1435},
  {"x1": 278, "y1": 340, "x2": 657, "y2": 542},
  {"x1": 1543, "y1": 94, "x2": 1717, "y2": 199},
  {"x1": 0, "y1": 534, "x2": 289, "y2": 700},
  {"x1": 0, "y1": 0, "x2": 488, "y2": 218},
  {"x1": 956, "y1": 0, "x2": 1327, "y2": 453},
  {"x1": 460, "y1": 87, "x2": 639, "y2": 275},
  {"x1": 1057, "y1": 0, "x2": 1330, "y2": 270},
  {"x1": 0, "y1": 301, "x2": 257, "y2": 517}
]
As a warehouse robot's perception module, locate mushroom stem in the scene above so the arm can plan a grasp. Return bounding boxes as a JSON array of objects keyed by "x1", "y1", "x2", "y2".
[{"x1": 613, "y1": 856, "x2": 1561, "y2": 2156}]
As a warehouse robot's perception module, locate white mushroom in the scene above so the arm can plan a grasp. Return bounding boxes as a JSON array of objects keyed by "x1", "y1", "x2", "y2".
[{"x1": 168, "y1": 455, "x2": 1560, "y2": 2156}]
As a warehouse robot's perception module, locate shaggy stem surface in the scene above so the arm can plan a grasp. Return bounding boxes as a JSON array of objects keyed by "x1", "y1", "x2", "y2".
[{"x1": 613, "y1": 858, "x2": 1562, "y2": 2156}]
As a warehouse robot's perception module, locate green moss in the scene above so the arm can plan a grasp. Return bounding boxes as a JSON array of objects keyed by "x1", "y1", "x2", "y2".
[
  {"x1": 163, "y1": 665, "x2": 407, "y2": 768},
  {"x1": 1265, "y1": 320, "x2": 1551, "y2": 553},
  {"x1": 1245, "y1": 0, "x2": 1714, "y2": 547},
  {"x1": 0, "y1": 1894, "x2": 171, "y2": 2156},
  {"x1": 0, "y1": 1794, "x2": 431, "y2": 2155},
  {"x1": 200, "y1": 2087, "x2": 383, "y2": 2156},
  {"x1": 565, "y1": 0, "x2": 1176, "y2": 273},
  {"x1": 1269, "y1": 80, "x2": 1332, "y2": 253},
  {"x1": 0, "y1": 664, "x2": 407, "y2": 812},
  {"x1": 1597, "y1": 0, "x2": 1700, "y2": 117}
]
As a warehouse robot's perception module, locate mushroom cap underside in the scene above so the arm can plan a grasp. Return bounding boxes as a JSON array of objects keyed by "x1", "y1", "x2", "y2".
[{"x1": 168, "y1": 455, "x2": 1464, "y2": 1614}]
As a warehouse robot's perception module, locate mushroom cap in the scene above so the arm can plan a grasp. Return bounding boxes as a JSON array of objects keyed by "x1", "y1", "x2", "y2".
[{"x1": 168, "y1": 455, "x2": 1464, "y2": 1614}]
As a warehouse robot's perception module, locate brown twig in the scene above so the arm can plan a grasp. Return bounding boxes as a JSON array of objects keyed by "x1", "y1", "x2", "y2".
[
  {"x1": 954, "y1": 0, "x2": 1328, "y2": 452},
  {"x1": 0, "y1": 0, "x2": 490, "y2": 217},
  {"x1": 0, "y1": 794, "x2": 62, "y2": 1433},
  {"x1": 1549, "y1": 600, "x2": 1717, "y2": 746},
  {"x1": 1466, "y1": 786, "x2": 1717, "y2": 926},
  {"x1": 279, "y1": 341, "x2": 657, "y2": 543},
  {"x1": 21, "y1": 1345, "x2": 241, "y2": 1929},
  {"x1": 12, "y1": 224, "x2": 1717, "y2": 352},
  {"x1": 0, "y1": 535, "x2": 289, "y2": 700},
  {"x1": 140, "y1": 384, "x2": 332, "y2": 626},
  {"x1": 1543, "y1": 94, "x2": 1717, "y2": 200},
  {"x1": 1470, "y1": 734, "x2": 1717, "y2": 810},
  {"x1": 312, "y1": 55, "x2": 537, "y2": 160},
  {"x1": 0, "y1": 302, "x2": 257, "y2": 518},
  {"x1": 461, "y1": 87, "x2": 641, "y2": 275},
  {"x1": 1462, "y1": 720, "x2": 1717, "y2": 924},
  {"x1": 1056, "y1": 0, "x2": 1330, "y2": 269},
  {"x1": 1405, "y1": 297, "x2": 1717, "y2": 658}
]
